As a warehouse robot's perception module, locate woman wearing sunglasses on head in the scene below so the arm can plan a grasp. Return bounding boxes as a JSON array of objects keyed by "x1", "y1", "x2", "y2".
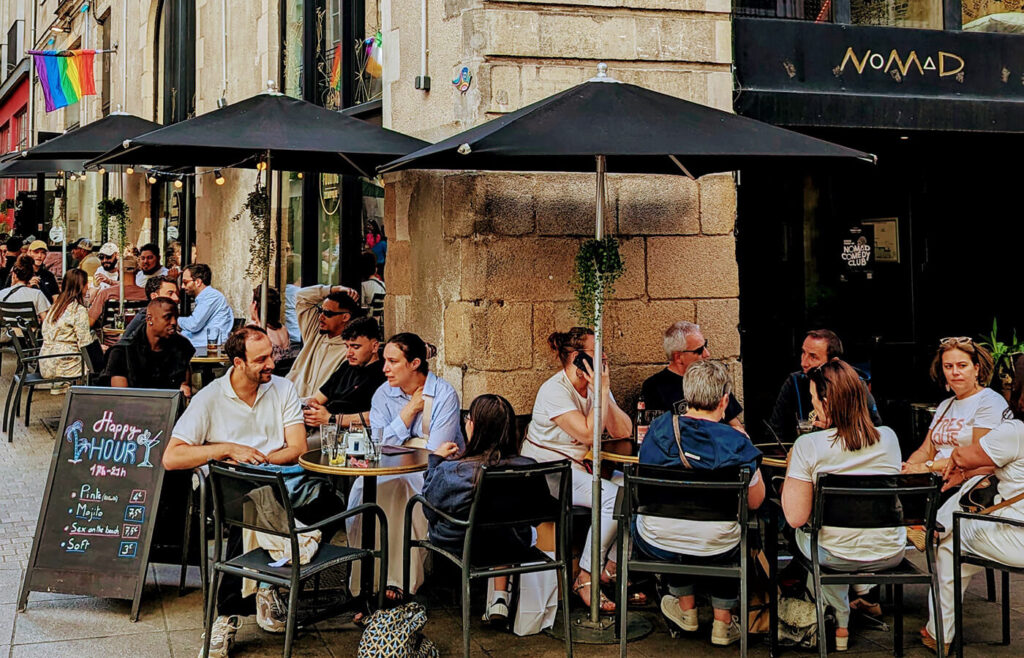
[{"x1": 902, "y1": 338, "x2": 1007, "y2": 481}]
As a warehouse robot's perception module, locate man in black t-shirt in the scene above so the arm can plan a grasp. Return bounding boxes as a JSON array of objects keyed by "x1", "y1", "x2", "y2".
[
  {"x1": 302, "y1": 316, "x2": 386, "y2": 428},
  {"x1": 641, "y1": 320, "x2": 745, "y2": 432},
  {"x1": 105, "y1": 297, "x2": 196, "y2": 397}
]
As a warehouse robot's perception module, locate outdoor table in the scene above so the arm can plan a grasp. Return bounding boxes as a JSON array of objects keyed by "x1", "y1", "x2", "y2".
[
  {"x1": 190, "y1": 346, "x2": 230, "y2": 365},
  {"x1": 298, "y1": 447, "x2": 430, "y2": 603}
]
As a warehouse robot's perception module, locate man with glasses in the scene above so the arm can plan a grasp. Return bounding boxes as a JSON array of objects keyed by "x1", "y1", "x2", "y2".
[
  {"x1": 94, "y1": 242, "x2": 120, "y2": 289},
  {"x1": 285, "y1": 282, "x2": 361, "y2": 398},
  {"x1": 642, "y1": 321, "x2": 745, "y2": 431},
  {"x1": 767, "y1": 328, "x2": 881, "y2": 442},
  {"x1": 178, "y1": 263, "x2": 235, "y2": 350}
]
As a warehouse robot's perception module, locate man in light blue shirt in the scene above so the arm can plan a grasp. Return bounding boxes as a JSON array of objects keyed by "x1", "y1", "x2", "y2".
[{"x1": 178, "y1": 263, "x2": 235, "y2": 349}]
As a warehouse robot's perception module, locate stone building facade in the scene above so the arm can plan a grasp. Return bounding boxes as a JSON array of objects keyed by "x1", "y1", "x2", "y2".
[{"x1": 380, "y1": 0, "x2": 742, "y2": 413}]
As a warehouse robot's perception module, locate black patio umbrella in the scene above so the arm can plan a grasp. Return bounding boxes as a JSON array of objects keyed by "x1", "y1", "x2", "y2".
[
  {"x1": 383, "y1": 64, "x2": 874, "y2": 641},
  {"x1": 88, "y1": 84, "x2": 430, "y2": 323}
]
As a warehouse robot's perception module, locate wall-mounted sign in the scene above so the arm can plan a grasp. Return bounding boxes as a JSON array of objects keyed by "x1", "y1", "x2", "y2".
[
  {"x1": 863, "y1": 217, "x2": 900, "y2": 263},
  {"x1": 840, "y1": 224, "x2": 874, "y2": 282}
]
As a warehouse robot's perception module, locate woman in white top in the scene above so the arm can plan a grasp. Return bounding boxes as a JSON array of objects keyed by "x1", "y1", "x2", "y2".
[
  {"x1": 922, "y1": 359, "x2": 1024, "y2": 652},
  {"x1": 39, "y1": 269, "x2": 95, "y2": 382},
  {"x1": 903, "y1": 337, "x2": 1007, "y2": 477},
  {"x1": 783, "y1": 359, "x2": 907, "y2": 651},
  {"x1": 521, "y1": 327, "x2": 633, "y2": 612}
]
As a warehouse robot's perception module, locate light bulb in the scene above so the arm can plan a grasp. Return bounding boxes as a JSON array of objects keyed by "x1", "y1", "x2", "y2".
[
  {"x1": 173, "y1": 177, "x2": 183, "y2": 189},
  {"x1": 125, "y1": 166, "x2": 134, "y2": 175},
  {"x1": 256, "y1": 161, "x2": 267, "y2": 171},
  {"x1": 214, "y1": 170, "x2": 225, "y2": 185},
  {"x1": 147, "y1": 173, "x2": 158, "y2": 184},
  {"x1": 98, "y1": 167, "x2": 106, "y2": 175},
  {"x1": 68, "y1": 174, "x2": 76, "y2": 181},
  {"x1": 297, "y1": 172, "x2": 303, "y2": 179}
]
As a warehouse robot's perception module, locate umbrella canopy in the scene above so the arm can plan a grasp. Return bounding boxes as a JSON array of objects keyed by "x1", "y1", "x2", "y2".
[
  {"x1": 381, "y1": 68, "x2": 874, "y2": 176},
  {"x1": 0, "y1": 112, "x2": 161, "y2": 178},
  {"x1": 89, "y1": 88, "x2": 430, "y2": 176}
]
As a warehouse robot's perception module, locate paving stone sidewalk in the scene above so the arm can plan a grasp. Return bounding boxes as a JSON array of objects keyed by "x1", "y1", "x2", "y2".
[{"x1": 1, "y1": 356, "x2": 1022, "y2": 656}]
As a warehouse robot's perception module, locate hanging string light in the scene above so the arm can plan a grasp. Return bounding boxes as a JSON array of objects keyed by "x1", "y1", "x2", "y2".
[
  {"x1": 147, "y1": 171, "x2": 158, "y2": 184},
  {"x1": 214, "y1": 170, "x2": 225, "y2": 185},
  {"x1": 173, "y1": 176, "x2": 184, "y2": 189},
  {"x1": 125, "y1": 166, "x2": 134, "y2": 175}
]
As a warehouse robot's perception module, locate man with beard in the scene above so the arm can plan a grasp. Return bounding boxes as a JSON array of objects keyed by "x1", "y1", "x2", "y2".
[
  {"x1": 163, "y1": 326, "x2": 311, "y2": 656},
  {"x1": 93, "y1": 242, "x2": 120, "y2": 289},
  {"x1": 11, "y1": 240, "x2": 61, "y2": 302},
  {"x1": 177, "y1": 263, "x2": 235, "y2": 349},
  {"x1": 301, "y1": 316, "x2": 385, "y2": 428},
  {"x1": 120, "y1": 275, "x2": 181, "y2": 342},
  {"x1": 134, "y1": 243, "x2": 171, "y2": 287},
  {"x1": 105, "y1": 297, "x2": 195, "y2": 397},
  {"x1": 285, "y1": 282, "x2": 361, "y2": 398}
]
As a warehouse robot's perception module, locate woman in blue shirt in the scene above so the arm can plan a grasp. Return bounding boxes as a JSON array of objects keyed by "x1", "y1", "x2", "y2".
[{"x1": 345, "y1": 332, "x2": 462, "y2": 602}]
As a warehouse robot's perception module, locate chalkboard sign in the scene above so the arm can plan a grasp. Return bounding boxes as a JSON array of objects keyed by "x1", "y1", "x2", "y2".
[{"x1": 18, "y1": 387, "x2": 182, "y2": 620}]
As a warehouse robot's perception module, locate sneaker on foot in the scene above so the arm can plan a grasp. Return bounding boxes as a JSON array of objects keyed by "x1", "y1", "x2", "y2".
[
  {"x1": 711, "y1": 616, "x2": 741, "y2": 646},
  {"x1": 660, "y1": 595, "x2": 698, "y2": 632},
  {"x1": 256, "y1": 586, "x2": 287, "y2": 633},
  {"x1": 482, "y1": 593, "x2": 509, "y2": 624},
  {"x1": 199, "y1": 615, "x2": 240, "y2": 658}
]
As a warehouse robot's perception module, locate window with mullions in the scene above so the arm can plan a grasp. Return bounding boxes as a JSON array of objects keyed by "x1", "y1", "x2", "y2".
[
  {"x1": 735, "y1": 0, "x2": 943, "y2": 27},
  {"x1": 963, "y1": 0, "x2": 1024, "y2": 30}
]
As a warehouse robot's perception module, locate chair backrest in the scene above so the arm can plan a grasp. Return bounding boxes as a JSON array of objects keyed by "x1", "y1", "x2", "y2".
[
  {"x1": 9, "y1": 331, "x2": 38, "y2": 365},
  {"x1": 625, "y1": 463, "x2": 751, "y2": 524},
  {"x1": 459, "y1": 410, "x2": 532, "y2": 450},
  {"x1": 207, "y1": 461, "x2": 297, "y2": 540},
  {"x1": 0, "y1": 301, "x2": 41, "y2": 340},
  {"x1": 102, "y1": 299, "x2": 148, "y2": 325},
  {"x1": 468, "y1": 460, "x2": 571, "y2": 532},
  {"x1": 811, "y1": 472, "x2": 941, "y2": 531}
]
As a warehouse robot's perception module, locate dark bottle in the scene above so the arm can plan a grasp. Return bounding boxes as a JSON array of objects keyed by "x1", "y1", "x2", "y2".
[{"x1": 635, "y1": 395, "x2": 649, "y2": 444}]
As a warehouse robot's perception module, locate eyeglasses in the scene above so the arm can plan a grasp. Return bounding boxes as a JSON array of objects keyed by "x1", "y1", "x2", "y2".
[
  {"x1": 679, "y1": 339, "x2": 709, "y2": 355},
  {"x1": 316, "y1": 305, "x2": 350, "y2": 319},
  {"x1": 940, "y1": 336, "x2": 974, "y2": 347}
]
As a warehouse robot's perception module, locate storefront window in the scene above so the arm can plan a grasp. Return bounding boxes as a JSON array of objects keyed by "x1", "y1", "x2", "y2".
[
  {"x1": 851, "y1": 0, "x2": 943, "y2": 28},
  {"x1": 962, "y1": 0, "x2": 1024, "y2": 30}
]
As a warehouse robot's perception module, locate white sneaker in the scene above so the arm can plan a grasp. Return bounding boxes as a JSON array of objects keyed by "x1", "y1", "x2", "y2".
[
  {"x1": 660, "y1": 595, "x2": 698, "y2": 632},
  {"x1": 256, "y1": 587, "x2": 287, "y2": 634},
  {"x1": 711, "y1": 616, "x2": 741, "y2": 646},
  {"x1": 199, "y1": 615, "x2": 240, "y2": 658},
  {"x1": 482, "y1": 592, "x2": 509, "y2": 625}
]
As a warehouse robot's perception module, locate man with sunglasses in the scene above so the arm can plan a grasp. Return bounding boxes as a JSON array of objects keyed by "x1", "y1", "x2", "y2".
[
  {"x1": 94, "y1": 242, "x2": 120, "y2": 289},
  {"x1": 767, "y1": 328, "x2": 881, "y2": 442},
  {"x1": 642, "y1": 321, "x2": 746, "y2": 432},
  {"x1": 285, "y1": 282, "x2": 361, "y2": 398}
]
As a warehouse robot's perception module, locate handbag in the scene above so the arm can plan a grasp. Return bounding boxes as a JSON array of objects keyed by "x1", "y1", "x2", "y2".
[
  {"x1": 357, "y1": 602, "x2": 439, "y2": 658},
  {"x1": 960, "y1": 475, "x2": 1024, "y2": 515}
]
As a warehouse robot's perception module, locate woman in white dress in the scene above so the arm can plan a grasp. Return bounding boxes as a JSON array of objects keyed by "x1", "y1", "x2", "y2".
[{"x1": 39, "y1": 269, "x2": 95, "y2": 384}]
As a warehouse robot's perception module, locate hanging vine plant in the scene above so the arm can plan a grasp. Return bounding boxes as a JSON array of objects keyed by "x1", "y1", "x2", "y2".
[
  {"x1": 97, "y1": 198, "x2": 129, "y2": 248},
  {"x1": 231, "y1": 181, "x2": 273, "y2": 282},
  {"x1": 571, "y1": 236, "x2": 625, "y2": 328}
]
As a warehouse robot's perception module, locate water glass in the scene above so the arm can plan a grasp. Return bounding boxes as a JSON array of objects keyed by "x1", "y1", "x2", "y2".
[
  {"x1": 320, "y1": 423, "x2": 338, "y2": 460},
  {"x1": 367, "y1": 427, "x2": 384, "y2": 462},
  {"x1": 206, "y1": 329, "x2": 219, "y2": 355}
]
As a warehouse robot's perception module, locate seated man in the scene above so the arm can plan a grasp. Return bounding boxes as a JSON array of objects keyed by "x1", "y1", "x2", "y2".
[
  {"x1": 135, "y1": 242, "x2": 171, "y2": 287},
  {"x1": 642, "y1": 321, "x2": 745, "y2": 432},
  {"x1": 120, "y1": 275, "x2": 180, "y2": 342},
  {"x1": 94, "y1": 242, "x2": 120, "y2": 289},
  {"x1": 87, "y1": 255, "x2": 148, "y2": 332},
  {"x1": 178, "y1": 263, "x2": 235, "y2": 349},
  {"x1": 162, "y1": 327, "x2": 309, "y2": 656},
  {"x1": 767, "y1": 329, "x2": 881, "y2": 442},
  {"x1": 302, "y1": 316, "x2": 386, "y2": 428},
  {"x1": 286, "y1": 283, "x2": 361, "y2": 398},
  {"x1": 635, "y1": 359, "x2": 764, "y2": 647},
  {"x1": 105, "y1": 298, "x2": 194, "y2": 397},
  {"x1": 18, "y1": 240, "x2": 60, "y2": 302}
]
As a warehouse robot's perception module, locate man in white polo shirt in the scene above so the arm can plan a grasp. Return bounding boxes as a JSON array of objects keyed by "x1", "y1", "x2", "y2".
[{"x1": 163, "y1": 325, "x2": 306, "y2": 657}]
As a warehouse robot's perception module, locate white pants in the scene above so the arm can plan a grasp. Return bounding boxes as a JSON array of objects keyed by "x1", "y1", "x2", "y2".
[
  {"x1": 569, "y1": 467, "x2": 621, "y2": 574},
  {"x1": 926, "y1": 487, "x2": 1024, "y2": 640},
  {"x1": 346, "y1": 472, "x2": 428, "y2": 596}
]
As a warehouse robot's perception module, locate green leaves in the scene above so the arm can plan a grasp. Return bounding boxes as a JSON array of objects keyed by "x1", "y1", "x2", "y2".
[
  {"x1": 571, "y1": 236, "x2": 625, "y2": 328},
  {"x1": 231, "y1": 184, "x2": 273, "y2": 282},
  {"x1": 96, "y1": 198, "x2": 129, "y2": 248}
]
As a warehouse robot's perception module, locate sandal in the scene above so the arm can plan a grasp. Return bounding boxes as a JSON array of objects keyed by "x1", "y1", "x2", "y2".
[
  {"x1": 907, "y1": 526, "x2": 928, "y2": 552},
  {"x1": 385, "y1": 585, "x2": 405, "y2": 604},
  {"x1": 601, "y1": 565, "x2": 648, "y2": 606},
  {"x1": 573, "y1": 579, "x2": 615, "y2": 613},
  {"x1": 920, "y1": 627, "x2": 950, "y2": 653}
]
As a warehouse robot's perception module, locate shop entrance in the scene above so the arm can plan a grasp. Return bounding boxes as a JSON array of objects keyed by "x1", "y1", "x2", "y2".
[{"x1": 737, "y1": 130, "x2": 1024, "y2": 447}]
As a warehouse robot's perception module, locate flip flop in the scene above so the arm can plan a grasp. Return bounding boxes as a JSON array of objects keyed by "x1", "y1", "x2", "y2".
[
  {"x1": 601, "y1": 565, "x2": 648, "y2": 606},
  {"x1": 385, "y1": 585, "x2": 405, "y2": 604},
  {"x1": 574, "y1": 579, "x2": 615, "y2": 613}
]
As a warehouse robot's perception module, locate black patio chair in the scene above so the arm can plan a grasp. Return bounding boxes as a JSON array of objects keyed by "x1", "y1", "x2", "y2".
[
  {"x1": 952, "y1": 510, "x2": 1024, "y2": 657},
  {"x1": 204, "y1": 461, "x2": 388, "y2": 658},
  {"x1": 180, "y1": 468, "x2": 210, "y2": 611},
  {"x1": 4, "y1": 331, "x2": 88, "y2": 440},
  {"x1": 403, "y1": 459, "x2": 574, "y2": 658},
  {"x1": 792, "y1": 473, "x2": 943, "y2": 658},
  {"x1": 101, "y1": 298, "x2": 148, "y2": 326},
  {"x1": 617, "y1": 463, "x2": 758, "y2": 657},
  {"x1": 368, "y1": 292, "x2": 384, "y2": 335}
]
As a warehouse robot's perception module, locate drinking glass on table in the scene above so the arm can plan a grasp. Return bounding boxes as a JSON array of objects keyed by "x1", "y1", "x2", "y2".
[
  {"x1": 367, "y1": 427, "x2": 384, "y2": 462},
  {"x1": 320, "y1": 423, "x2": 338, "y2": 461},
  {"x1": 206, "y1": 329, "x2": 219, "y2": 355}
]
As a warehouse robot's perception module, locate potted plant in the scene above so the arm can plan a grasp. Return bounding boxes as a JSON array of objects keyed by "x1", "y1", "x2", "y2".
[
  {"x1": 97, "y1": 198, "x2": 129, "y2": 248},
  {"x1": 978, "y1": 318, "x2": 1024, "y2": 400},
  {"x1": 570, "y1": 236, "x2": 625, "y2": 327},
  {"x1": 231, "y1": 183, "x2": 272, "y2": 282}
]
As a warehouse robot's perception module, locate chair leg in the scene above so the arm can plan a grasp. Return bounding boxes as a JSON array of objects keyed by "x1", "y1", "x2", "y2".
[
  {"x1": 812, "y1": 566, "x2": 827, "y2": 658},
  {"x1": 198, "y1": 479, "x2": 209, "y2": 617},
  {"x1": 987, "y1": 568, "x2": 996, "y2": 602},
  {"x1": 283, "y1": 577, "x2": 301, "y2": 658},
  {"x1": 1001, "y1": 570, "x2": 1010, "y2": 645},
  {"x1": 893, "y1": 584, "x2": 904, "y2": 658},
  {"x1": 560, "y1": 561, "x2": 574, "y2": 658},
  {"x1": 23, "y1": 385, "x2": 33, "y2": 427},
  {"x1": 461, "y1": 567, "x2": 472, "y2": 658},
  {"x1": 740, "y1": 566, "x2": 748, "y2": 658},
  {"x1": 3, "y1": 377, "x2": 15, "y2": 442},
  {"x1": 180, "y1": 486, "x2": 195, "y2": 596},
  {"x1": 618, "y1": 535, "x2": 629, "y2": 658},
  {"x1": 202, "y1": 569, "x2": 221, "y2": 658}
]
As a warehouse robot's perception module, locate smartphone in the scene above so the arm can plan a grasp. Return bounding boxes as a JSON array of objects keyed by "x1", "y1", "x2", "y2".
[{"x1": 573, "y1": 351, "x2": 594, "y2": 373}]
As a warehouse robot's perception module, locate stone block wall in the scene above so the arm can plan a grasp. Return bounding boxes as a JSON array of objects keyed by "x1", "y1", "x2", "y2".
[{"x1": 383, "y1": 169, "x2": 741, "y2": 414}]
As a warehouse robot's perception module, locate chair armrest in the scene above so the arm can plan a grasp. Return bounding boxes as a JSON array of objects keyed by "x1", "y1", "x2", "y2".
[
  {"x1": 21, "y1": 351, "x2": 84, "y2": 362},
  {"x1": 300, "y1": 502, "x2": 388, "y2": 534},
  {"x1": 954, "y1": 511, "x2": 1024, "y2": 531},
  {"x1": 406, "y1": 494, "x2": 470, "y2": 528},
  {"x1": 612, "y1": 486, "x2": 627, "y2": 521}
]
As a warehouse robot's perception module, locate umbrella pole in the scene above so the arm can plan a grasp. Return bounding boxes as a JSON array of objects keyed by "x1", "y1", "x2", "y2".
[
  {"x1": 261, "y1": 150, "x2": 270, "y2": 327},
  {"x1": 61, "y1": 172, "x2": 68, "y2": 277},
  {"x1": 589, "y1": 154, "x2": 606, "y2": 625}
]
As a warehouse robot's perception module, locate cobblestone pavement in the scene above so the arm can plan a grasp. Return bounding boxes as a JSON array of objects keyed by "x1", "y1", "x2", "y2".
[{"x1": 1, "y1": 355, "x2": 1023, "y2": 656}]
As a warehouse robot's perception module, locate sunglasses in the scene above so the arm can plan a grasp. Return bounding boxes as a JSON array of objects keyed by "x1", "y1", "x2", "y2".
[
  {"x1": 679, "y1": 339, "x2": 709, "y2": 355},
  {"x1": 940, "y1": 336, "x2": 973, "y2": 347},
  {"x1": 316, "y1": 305, "x2": 350, "y2": 319}
]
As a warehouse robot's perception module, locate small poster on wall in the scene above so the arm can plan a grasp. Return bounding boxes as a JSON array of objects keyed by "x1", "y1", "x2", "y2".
[
  {"x1": 863, "y1": 217, "x2": 900, "y2": 263},
  {"x1": 840, "y1": 224, "x2": 874, "y2": 282}
]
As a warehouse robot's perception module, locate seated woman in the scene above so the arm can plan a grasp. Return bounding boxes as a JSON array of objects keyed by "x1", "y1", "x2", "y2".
[
  {"x1": 39, "y1": 269, "x2": 101, "y2": 388},
  {"x1": 249, "y1": 286, "x2": 294, "y2": 364},
  {"x1": 346, "y1": 332, "x2": 462, "y2": 601},
  {"x1": 921, "y1": 355, "x2": 1024, "y2": 652},
  {"x1": 521, "y1": 327, "x2": 634, "y2": 612},
  {"x1": 903, "y1": 338, "x2": 1006, "y2": 480},
  {"x1": 634, "y1": 359, "x2": 763, "y2": 647},
  {"x1": 423, "y1": 393, "x2": 537, "y2": 624},
  {"x1": 783, "y1": 359, "x2": 907, "y2": 652}
]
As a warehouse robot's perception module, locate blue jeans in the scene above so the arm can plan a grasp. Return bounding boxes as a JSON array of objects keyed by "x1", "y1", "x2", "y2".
[
  {"x1": 631, "y1": 519, "x2": 740, "y2": 610},
  {"x1": 794, "y1": 530, "x2": 905, "y2": 628}
]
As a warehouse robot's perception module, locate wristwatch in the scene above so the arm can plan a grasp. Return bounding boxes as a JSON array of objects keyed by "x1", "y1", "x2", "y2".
[{"x1": 925, "y1": 460, "x2": 935, "y2": 470}]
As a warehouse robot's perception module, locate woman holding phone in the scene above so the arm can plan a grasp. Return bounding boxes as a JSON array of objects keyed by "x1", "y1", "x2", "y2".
[{"x1": 522, "y1": 327, "x2": 634, "y2": 611}]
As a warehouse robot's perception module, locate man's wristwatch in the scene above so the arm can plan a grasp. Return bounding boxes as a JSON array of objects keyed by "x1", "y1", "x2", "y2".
[{"x1": 925, "y1": 460, "x2": 935, "y2": 470}]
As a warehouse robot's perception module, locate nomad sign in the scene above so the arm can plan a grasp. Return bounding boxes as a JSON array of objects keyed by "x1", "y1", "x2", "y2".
[
  {"x1": 18, "y1": 388, "x2": 181, "y2": 621},
  {"x1": 836, "y1": 48, "x2": 965, "y2": 80}
]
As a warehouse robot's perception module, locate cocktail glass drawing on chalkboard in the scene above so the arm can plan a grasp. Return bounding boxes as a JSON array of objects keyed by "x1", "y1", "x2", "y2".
[{"x1": 136, "y1": 430, "x2": 162, "y2": 468}]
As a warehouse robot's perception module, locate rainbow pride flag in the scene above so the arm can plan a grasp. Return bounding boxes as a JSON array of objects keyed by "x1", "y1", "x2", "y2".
[
  {"x1": 31, "y1": 50, "x2": 97, "y2": 113},
  {"x1": 330, "y1": 43, "x2": 343, "y2": 91}
]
